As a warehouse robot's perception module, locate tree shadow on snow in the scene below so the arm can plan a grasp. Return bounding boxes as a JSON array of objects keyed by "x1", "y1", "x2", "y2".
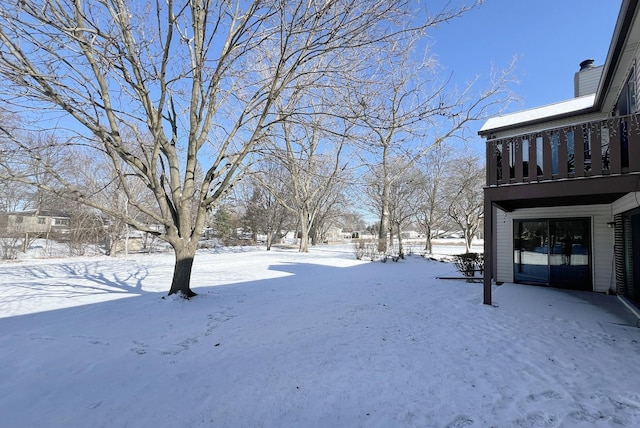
[{"x1": 0, "y1": 259, "x2": 150, "y2": 310}]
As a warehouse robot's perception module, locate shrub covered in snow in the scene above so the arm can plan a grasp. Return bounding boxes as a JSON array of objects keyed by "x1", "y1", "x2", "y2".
[{"x1": 453, "y1": 252, "x2": 483, "y2": 278}]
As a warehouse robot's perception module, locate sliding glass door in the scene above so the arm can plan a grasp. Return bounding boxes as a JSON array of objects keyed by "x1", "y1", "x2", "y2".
[
  {"x1": 514, "y1": 220, "x2": 549, "y2": 284},
  {"x1": 514, "y1": 218, "x2": 592, "y2": 291}
]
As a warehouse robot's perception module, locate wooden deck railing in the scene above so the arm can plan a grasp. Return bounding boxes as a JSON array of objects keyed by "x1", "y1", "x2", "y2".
[{"x1": 487, "y1": 114, "x2": 640, "y2": 186}]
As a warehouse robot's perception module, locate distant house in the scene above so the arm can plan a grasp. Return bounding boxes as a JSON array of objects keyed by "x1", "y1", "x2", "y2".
[
  {"x1": 104, "y1": 229, "x2": 145, "y2": 254},
  {"x1": 0, "y1": 211, "x2": 71, "y2": 237},
  {"x1": 400, "y1": 230, "x2": 423, "y2": 240},
  {"x1": 479, "y1": 0, "x2": 640, "y2": 311},
  {"x1": 324, "y1": 225, "x2": 349, "y2": 243}
]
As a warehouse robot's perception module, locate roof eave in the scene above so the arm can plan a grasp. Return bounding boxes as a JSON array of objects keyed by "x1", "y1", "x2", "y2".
[{"x1": 477, "y1": 106, "x2": 596, "y2": 138}]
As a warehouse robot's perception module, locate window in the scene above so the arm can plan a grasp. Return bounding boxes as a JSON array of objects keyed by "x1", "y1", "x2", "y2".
[
  {"x1": 16, "y1": 216, "x2": 23, "y2": 224},
  {"x1": 38, "y1": 217, "x2": 45, "y2": 224},
  {"x1": 582, "y1": 125, "x2": 592, "y2": 167},
  {"x1": 522, "y1": 139, "x2": 530, "y2": 177},
  {"x1": 566, "y1": 130, "x2": 575, "y2": 173},
  {"x1": 601, "y1": 126, "x2": 611, "y2": 170},
  {"x1": 535, "y1": 135, "x2": 543, "y2": 175},
  {"x1": 509, "y1": 140, "x2": 515, "y2": 179},
  {"x1": 618, "y1": 66, "x2": 637, "y2": 116},
  {"x1": 495, "y1": 144, "x2": 503, "y2": 181},
  {"x1": 54, "y1": 218, "x2": 69, "y2": 226},
  {"x1": 551, "y1": 132, "x2": 559, "y2": 175}
]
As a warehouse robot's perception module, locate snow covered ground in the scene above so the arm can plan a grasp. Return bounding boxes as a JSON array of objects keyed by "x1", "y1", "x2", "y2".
[{"x1": 1, "y1": 244, "x2": 639, "y2": 427}]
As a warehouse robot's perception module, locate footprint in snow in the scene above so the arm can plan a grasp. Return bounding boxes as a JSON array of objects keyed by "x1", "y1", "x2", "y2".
[
  {"x1": 445, "y1": 414, "x2": 474, "y2": 427},
  {"x1": 527, "y1": 390, "x2": 563, "y2": 402},
  {"x1": 514, "y1": 411, "x2": 558, "y2": 428}
]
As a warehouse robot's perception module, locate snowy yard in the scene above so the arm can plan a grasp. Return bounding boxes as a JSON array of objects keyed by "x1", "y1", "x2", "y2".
[{"x1": 1, "y1": 244, "x2": 639, "y2": 427}]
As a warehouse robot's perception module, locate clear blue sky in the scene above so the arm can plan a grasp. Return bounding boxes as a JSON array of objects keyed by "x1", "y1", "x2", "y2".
[{"x1": 428, "y1": 0, "x2": 621, "y2": 120}]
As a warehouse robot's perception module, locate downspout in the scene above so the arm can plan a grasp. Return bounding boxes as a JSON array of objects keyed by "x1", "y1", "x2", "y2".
[
  {"x1": 483, "y1": 196, "x2": 493, "y2": 305},
  {"x1": 483, "y1": 135, "x2": 493, "y2": 305}
]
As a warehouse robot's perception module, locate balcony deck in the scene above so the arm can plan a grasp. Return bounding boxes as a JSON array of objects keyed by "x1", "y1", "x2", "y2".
[
  {"x1": 487, "y1": 114, "x2": 640, "y2": 184},
  {"x1": 485, "y1": 114, "x2": 640, "y2": 210}
]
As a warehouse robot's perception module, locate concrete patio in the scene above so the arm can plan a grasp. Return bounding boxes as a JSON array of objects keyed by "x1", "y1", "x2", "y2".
[{"x1": 492, "y1": 283, "x2": 640, "y2": 340}]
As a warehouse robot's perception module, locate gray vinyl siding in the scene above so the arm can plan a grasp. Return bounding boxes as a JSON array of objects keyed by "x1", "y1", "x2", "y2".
[
  {"x1": 574, "y1": 65, "x2": 604, "y2": 97},
  {"x1": 495, "y1": 204, "x2": 614, "y2": 292},
  {"x1": 495, "y1": 207, "x2": 513, "y2": 283}
]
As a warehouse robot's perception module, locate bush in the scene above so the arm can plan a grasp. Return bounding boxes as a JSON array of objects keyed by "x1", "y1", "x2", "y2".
[
  {"x1": 0, "y1": 237, "x2": 20, "y2": 260},
  {"x1": 453, "y1": 252, "x2": 484, "y2": 278},
  {"x1": 352, "y1": 239, "x2": 384, "y2": 261}
]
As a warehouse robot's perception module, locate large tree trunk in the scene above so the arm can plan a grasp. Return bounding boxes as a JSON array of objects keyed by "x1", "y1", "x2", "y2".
[
  {"x1": 310, "y1": 226, "x2": 320, "y2": 246},
  {"x1": 396, "y1": 222, "x2": 404, "y2": 258},
  {"x1": 168, "y1": 242, "x2": 198, "y2": 298},
  {"x1": 378, "y1": 180, "x2": 390, "y2": 253},
  {"x1": 108, "y1": 236, "x2": 118, "y2": 256},
  {"x1": 299, "y1": 232, "x2": 309, "y2": 252},
  {"x1": 298, "y1": 209, "x2": 310, "y2": 252},
  {"x1": 464, "y1": 226, "x2": 473, "y2": 253},
  {"x1": 266, "y1": 231, "x2": 273, "y2": 251},
  {"x1": 424, "y1": 225, "x2": 433, "y2": 254}
]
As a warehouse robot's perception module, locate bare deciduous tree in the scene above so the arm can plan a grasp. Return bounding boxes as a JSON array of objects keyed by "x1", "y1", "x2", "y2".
[
  {"x1": 260, "y1": 114, "x2": 351, "y2": 252},
  {"x1": 365, "y1": 160, "x2": 421, "y2": 257},
  {"x1": 446, "y1": 150, "x2": 485, "y2": 253},
  {"x1": 252, "y1": 51, "x2": 359, "y2": 252},
  {"x1": 0, "y1": 0, "x2": 432, "y2": 297},
  {"x1": 388, "y1": 167, "x2": 423, "y2": 258},
  {"x1": 414, "y1": 144, "x2": 451, "y2": 254},
  {"x1": 353, "y1": 34, "x2": 514, "y2": 253},
  {"x1": 239, "y1": 168, "x2": 296, "y2": 250},
  {"x1": 308, "y1": 188, "x2": 350, "y2": 245},
  {"x1": 239, "y1": 180, "x2": 292, "y2": 250}
]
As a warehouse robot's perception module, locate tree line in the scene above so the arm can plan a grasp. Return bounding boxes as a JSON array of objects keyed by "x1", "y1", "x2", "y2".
[{"x1": 208, "y1": 142, "x2": 485, "y2": 254}]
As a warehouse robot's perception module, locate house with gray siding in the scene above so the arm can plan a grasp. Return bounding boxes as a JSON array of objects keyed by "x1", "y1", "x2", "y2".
[
  {"x1": 479, "y1": 0, "x2": 640, "y2": 316},
  {"x1": 0, "y1": 211, "x2": 70, "y2": 237}
]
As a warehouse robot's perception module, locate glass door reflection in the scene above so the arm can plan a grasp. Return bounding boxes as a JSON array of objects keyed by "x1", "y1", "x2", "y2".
[
  {"x1": 549, "y1": 219, "x2": 591, "y2": 291},
  {"x1": 514, "y1": 220, "x2": 549, "y2": 284}
]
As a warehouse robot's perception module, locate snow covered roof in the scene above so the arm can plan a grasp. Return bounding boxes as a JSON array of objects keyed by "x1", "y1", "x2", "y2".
[{"x1": 479, "y1": 94, "x2": 596, "y2": 136}]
